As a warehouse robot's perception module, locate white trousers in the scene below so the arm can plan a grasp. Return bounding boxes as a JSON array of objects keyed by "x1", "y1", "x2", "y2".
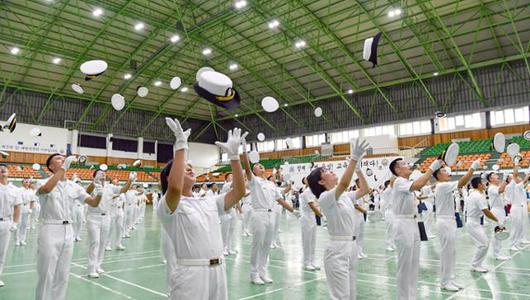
[
  {"x1": 72, "y1": 206, "x2": 84, "y2": 239},
  {"x1": 30, "y1": 203, "x2": 40, "y2": 228},
  {"x1": 354, "y1": 215, "x2": 365, "y2": 253},
  {"x1": 466, "y1": 220, "x2": 489, "y2": 268},
  {"x1": 242, "y1": 205, "x2": 253, "y2": 234},
  {"x1": 169, "y1": 264, "x2": 227, "y2": 300},
  {"x1": 394, "y1": 219, "x2": 420, "y2": 300},
  {"x1": 250, "y1": 211, "x2": 275, "y2": 278},
  {"x1": 423, "y1": 201, "x2": 434, "y2": 236},
  {"x1": 271, "y1": 208, "x2": 282, "y2": 246},
  {"x1": 86, "y1": 213, "x2": 111, "y2": 273},
  {"x1": 300, "y1": 216, "x2": 316, "y2": 267},
  {"x1": 161, "y1": 227, "x2": 177, "y2": 293},
  {"x1": 437, "y1": 218, "x2": 456, "y2": 286},
  {"x1": 384, "y1": 210, "x2": 396, "y2": 248},
  {"x1": 111, "y1": 211, "x2": 124, "y2": 248},
  {"x1": 510, "y1": 205, "x2": 526, "y2": 248},
  {"x1": 221, "y1": 211, "x2": 236, "y2": 252},
  {"x1": 125, "y1": 206, "x2": 134, "y2": 233},
  {"x1": 0, "y1": 221, "x2": 12, "y2": 276},
  {"x1": 35, "y1": 224, "x2": 74, "y2": 300},
  {"x1": 16, "y1": 212, "x2": 30, "y2": 243},
  {"x1": 324, "y1": 240, "x2": 359, "y2": 300},
  {"x1": 491, "y1": 207, "x2": 506, "y2": 257}
]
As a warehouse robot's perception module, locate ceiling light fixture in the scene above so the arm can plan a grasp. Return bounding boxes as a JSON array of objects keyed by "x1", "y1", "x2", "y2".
[
  {"x1": 124, "y1": 73, "x2": 132, "y2": 80},
  {"x1": 170, "y1": 34, "x2": 180, "y2": 43},
  {"x1": 294, "y1": 40, "x2": 306, "y2": 49},
  {"x1": 92, "y1": 8, "x2": 103, "y2": 17},
  {"x1": 229, "y1": 63, "x2": 238, "y2": 71},
  {"x1": 134, "y1": 22, "x2": 145, "y2": 31},
  {"x1": 234, "y1": 0, "x2": 247, "y2": 10},
  {"x1": 388, "y1": 8, "x2": 402, "y2": 17},
  {"x1": 347, "y1": 89, "x2": 353, "y2": 94},
  {"x1": 268, "y1": 19, "x2": 280, "y2": 29},
  {"x1": 202, "y1": 48, "x2": 212, "y2": 56},
  {"x1": 154, "y1": 80, "x2": 162, "y2": 86},
  {"x1": 433, "y1": 72, "x2": 439, "y2": 76},
  {"x1": 52, "y1": 57, "x2": 61, "y2": 64},
  {"x1": 180, "y1": 86, "x2": 188, "y2": 92},
  {"x1": 10, "y1": 47, "x2": 20, "y2": 55}
]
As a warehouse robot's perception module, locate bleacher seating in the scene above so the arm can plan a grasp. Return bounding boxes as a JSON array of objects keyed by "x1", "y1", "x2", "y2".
[
  {"x1": 419, "y1": 139, "x2": 493, "y2": 157},
  {"x1": 7, "y1": 165, "x2": 41, "y2": 179},
  {"x1": 418, "y1": 153, "x2": 492, "y2": 172}
]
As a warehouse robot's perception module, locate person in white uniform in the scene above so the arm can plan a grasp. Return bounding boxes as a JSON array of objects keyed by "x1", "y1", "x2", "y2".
[
  {"x1": 16, "y1": 178, "x2": 35, "y2": 246},
  {"x1": 30, "y1": 182, "x2": 40, "y2": 229},
  {"x1": 486, "y1": 172, "x2": 510, "y2": 260},
  {"x1": 353, "y1": 180, "x2": 368, "y2": 259},
  {"x1": 220, "y1": 173, "x2": 240, "y2": 256},
  {"x1": 432, "y1": 160, "x2": 479, "y2": 291},
  {"x1": 270, "y1": 175, "x2": 291, "y2": 249},
  {"x1": 509, "y1": 166, "x2": 530, "y2": 251},
  {"x1": 241, "y1": 183, "x2": 252, "y2": 237},
  {"x1": 466, "y1": 177, "x2": 505, "y2": 273},
  {"x1": 299, "y1": 177, "x2": 322, "y2": 271},
  {"x1": 107, "y1": 193, "x2": 126, "y2": 251},
  {"x1": 306, "y1": 138, "x2": 370, "y2": 300},
  {"x1": 389, "y1": 157, "x2": 442, "y2": 300},
  {"x1": 85, "y1": 172, "x2": 133, "y2": 278},
  {"x1": 242, "y1": 153, "x2": 299, "y2": 285},
  {"x1": 157, "y1": 118, "x2": 247, "y2": 300},
  {"x1": 72, "y1": 178, "x2": 86, "y2": 242},
  {"x1": 419, "y1": 184, "x2": 435, "y2": 238},
  {"x1": 380, "y1": 179, "x2": 396, "y2": 251},
  {"x1": 35, "y1": 154, "x2": 102, "y2": 300},
  {"x1": 123, "y1": 186, "x2": 139, "y2": 237},
  {"x1": 0, "y1": 163, "x2": 21, "y2": 287}
]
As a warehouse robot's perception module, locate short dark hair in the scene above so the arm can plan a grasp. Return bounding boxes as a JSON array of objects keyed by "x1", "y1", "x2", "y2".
[
  {"x1": 267, "y1": 175, "x2": 274, "y2": 181},
  {"x1": 486, "y1": 172, "x2": 495, "y2": 183},
  {"x1": 0, "y1": 163, "x2": 7, "y2": 168},
  {"x1": 307, "y1": 167, "x2": 326, "y2": 198},
  {"x1": 46, "y1": 153, "x2": 62, "y2": 173},
  {"x1": 301, "y1": 177, "x2": 306, "y2": 185},
  {"x1": 160, "y1": 160, "x2": 173, "y2": 195},
  {"x1": 432, "y1": 168, "x2": 441, "y2": 180},
  {"x1": 384, "y1": 180, "x2": 390, "y2": 188},
  {"x1": 225, "y1": 173, "x2": 232, "y2": 181},
  {"x1": 389, "y1": 158, "x2": 403, "y2": 176},
  {"x1": 471, "y1": 177, "x2": 482, "y2": 189}
]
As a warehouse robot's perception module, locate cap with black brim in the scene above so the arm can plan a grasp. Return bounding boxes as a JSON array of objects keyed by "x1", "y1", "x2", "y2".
[
  {"x1": 80, "y1": 60, "x2": 108, "y2": 81},
  {"x1": 193, "y1": 82, "x2": 240, "y2": 110}
]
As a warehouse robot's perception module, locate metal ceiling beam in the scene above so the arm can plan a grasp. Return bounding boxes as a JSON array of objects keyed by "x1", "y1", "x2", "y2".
[
  {"x1": 501, "y1": 0, "x2": 530, "y2": 77},
  {"x1": 36, "y1": 87, "x2": 57, "y2": 124},
  {"x1": 356, "y1": 1, "x2": 439, "y2": 107},
  {"x1": 416, "y1": 0, "x2": 487, "y2": 106}
]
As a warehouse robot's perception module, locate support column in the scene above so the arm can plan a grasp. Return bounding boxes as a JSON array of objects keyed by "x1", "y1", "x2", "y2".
[
  {"x1": 71, "y1": 129, "x2": 79, "y2": 154},
  {"x1": 137, "y1": 137, "x2": 144, "y2": 159},
  {"x1": 106, "y1": 134, "x2": 113, "y2": 159}
]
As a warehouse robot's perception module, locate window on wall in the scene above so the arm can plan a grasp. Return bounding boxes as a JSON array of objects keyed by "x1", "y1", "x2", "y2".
[
  {"x1": 256, "y1": 141, "x2": 275, "y2": 152},
  {"x1": 362, "y1": 125, "x2": 394, "y2": 137},
  {"x1": 438, "y1": 113, "x2": 482, "y2": 132},
  {"x1": 491, "y1": 106, "x2": 529, "y2": 127},
  {"x1": 275, "y1": 138, "x2": 302, "y2": 150},
  {"x1": 305, "y1": 134, "x2": 326, "y2": 147},
  {"x1": 398, "y1": 120, "x2": 430, "y2": 136},
  {"x1": 330, "y1": 130, "x2": 359, "y2": 144}
]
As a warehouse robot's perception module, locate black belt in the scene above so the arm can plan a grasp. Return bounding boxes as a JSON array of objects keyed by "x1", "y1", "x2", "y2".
[
  {"x1": 62, "y1": 220, "x2": 70, "y2": 224},
  {"x1": 209, "y1": 258, "x2": 221, "y2": 266},
  {"x1": 101, "y1": 213, "x2": 106, "y2": 216}
]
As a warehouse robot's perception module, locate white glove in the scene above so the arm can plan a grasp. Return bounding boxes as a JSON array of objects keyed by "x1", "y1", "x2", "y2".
[
  {"x1": 9, "y1": 223, "x2": 17, "y2": 232},
  {"x1": 165, "y1": 118, "x2": 191, "y2": 151},
  {"x1": 241, "y1": 132, "x2": 249, "y2": 153},
  {"x1": 292, "y1": 210, "x2": 301, "y2": 218},
  {"x1": 63, "y1": 155, "x2": 77, "y2": 170},
  {"x1": 129, "y1": 171, "x2": 137, "y2": 182},
  {"x1": 215, "y1": 128, "x2": 248, "y2": 160},
  {"x1": 350, "y1": 139, "x2": 370, "y2": 161},
  {"x1": 471, "y1": 159, "x2": 481, "y2": 170},
  {"x1": 28, "y1": 209, "x2": 33, "y2": 214},
  {"x1": 429, "y1": 159, "x2": 442, "y2": 172}
]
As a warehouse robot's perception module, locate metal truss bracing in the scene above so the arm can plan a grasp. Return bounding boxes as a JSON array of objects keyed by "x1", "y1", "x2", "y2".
[{"x1": 0, "y1": 0, "x2": 528, "y2": 142}]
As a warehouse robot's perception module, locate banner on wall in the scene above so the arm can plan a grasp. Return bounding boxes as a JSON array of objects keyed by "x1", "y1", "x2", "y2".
[{"x1": 280, "y1": 156, "x2": 401, "y2": 190}]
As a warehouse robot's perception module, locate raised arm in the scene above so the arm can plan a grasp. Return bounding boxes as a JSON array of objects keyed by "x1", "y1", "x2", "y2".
[
  {"x1": 355, "y1": 169, "x2": 370, "y2": 201},
  {"x1": 336, "y1": 139, "x2": 370, "y2": 199},
  {"x1": 215, "y1": 129, "x2": 248, "y2": 211},
  {"x1": 410, "y1": 160, "x2": 441, "y2": 191},
  {"x1": 164, "y1": 117, "x2": 191, "y2": 212},
  {"x1": 459, "y1": 159, "x2": 481, "y2": 188},
  {"x1": 39, "y1": 156, "x2": 77, "y2": 194}
]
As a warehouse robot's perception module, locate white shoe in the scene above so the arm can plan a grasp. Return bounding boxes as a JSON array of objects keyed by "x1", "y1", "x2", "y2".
[
  {"x1": 228, "y1": 250, "x2": 238, "y2": 255},
  {"x1": 124, "y1": 234, "x2": 131, "y2": 238},
  {"x1": 251, "y1": 277, "x2": 265, "y2": 285},
  {"x1": 386, "y1": 247, "x2": 395, "y2": 252},
  {"x1": 521, "y1": 240, "x2": 530, "y2": 244},
  {"x1": 223, "y1": 250, "x2": 229, "y2": 256},
  {"x1": 510, "y1": 246, "x2": 521, "y2": 251},
  {"x1": 494, "y1": 256, "x2": 510, "y2": 261},
  {"x1": 441, "y1": 284, "x2": 459, "y2": 292},
  {"x1": 260, "y1": 275, "x2": 273, "y2": 284},
  {"x1": 15, "y1": 241, "x2": 20, "y2": 246},
  {"x1": 304, "y1": 265, "x2": 316, "y2": 271},
  {"x1": 0, "y1": 280, "x2": 4, "y2": 287},
  {"x1": 88, "y1": 273, "x2": 100, "y2": 278},
  {"x1": 428, "y1": 235, "x2": 436, "y2": 239},
  {"x1": 96, "y1": 268, "x2": 105, "y2": 274},
  {"x1": 270, "y1": 243, "x2": 276, "y2": 249},
  {"x1": 20, "y1": 241, "x2": 26, "y2": 246},
  {"x1": 451, "y1": 282, "x2": 464, "y2": 289},
  {"x1": 359, "y1": 252, "x2": 368, "y2": 258},
  {"x1": 311, "y1": 264, "x2": 321, "y2": 270},
  {"x1": 105, "y1": 247, "x2": 112, "y2": 251},
  {"x1": 471, "y1": 266, "x2": 488, "y2": 273},
  {"x1": 243, "y1": 232, "x2": 249, "y2": 237},
  {"x1": 76, "y1": 237, "x2": 82, "y2": 241},
  {"x1": 117, "y1": 245, "x2": 126, "y2": 251}
]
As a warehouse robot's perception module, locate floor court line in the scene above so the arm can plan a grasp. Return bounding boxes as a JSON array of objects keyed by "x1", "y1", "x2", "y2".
[
  {"x1": 71, "y1": 262, "x2": 167, "y2": 298},
  {"x1": 237, "y1": 276, "x2": 326, "y2": 300},
  {"x1": 70, "y1": 272, "x2": 136, "y2": 300},
  {"x1": 105, "y1": 263, "x2": 165, "y2": 274}
]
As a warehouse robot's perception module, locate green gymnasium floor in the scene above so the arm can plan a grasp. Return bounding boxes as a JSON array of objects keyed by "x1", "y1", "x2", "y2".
[{"x1": 2, "y1": 207, "x2": 530, "y2": 300}]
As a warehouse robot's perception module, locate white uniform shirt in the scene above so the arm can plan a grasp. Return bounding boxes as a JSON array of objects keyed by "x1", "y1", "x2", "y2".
[
  {"x1": 111, "y1": 194, "x2": 126, "y2": 214},
  {"x1": 299, "y1": 188, "x2": 316, "y2": 218},
  {"x1": 221, "y1": 182, "x2": 231, "y2": 194},
  {"x1": 466, "y1": 190, "x2": 488, "y2": 219},
  {"x1": 88, "y1": 183, "x2": 121, "y2": 214},
  {"x1": 319, "y1": 188, "x2": 357, "y2": 236},
  {"x1": 157, "y1": 194, "x2": 225, "y2": 259},
  {"x1": 37, "y1": 179, "x2": 90, "y2": 222},
  {"x1": 421, "y1": 185, "x2": 434, "y2": 203},
  {"x1": 434, "y1": 181, "x2": 459, "y2": 216},
  {"x1": 505, "y1": 181, "x2": 515, "y2": 203},
  {"x1": 0, "y1": 183, "x2": 22, "y2": 218},
  {"x1": 512, "y1": 181, "x2": 527, "y2": 207},
  {"x1": 125, "y1": 190, "x2": 137, "y2": 208},
  {"x1": 19, "y1": 187, "x2": 35, "y2": 214},
  {"x1": 248, "y1": 176, "x2": 282, "y2": 210},
  {"x1": 381, "y1": 188, "x2": 393, "y2": 212},
  {"x1": 487, "y1": 185, "x2": 504, "y2": 209},
  {"x1": 392, "y1": 177, "x2": 416, "y2": 216}
]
